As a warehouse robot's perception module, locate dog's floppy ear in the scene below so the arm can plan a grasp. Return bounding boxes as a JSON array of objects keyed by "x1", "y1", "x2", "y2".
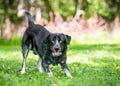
[{"x1": 65, "y1": 35, "x2": 71, "y2": 45}]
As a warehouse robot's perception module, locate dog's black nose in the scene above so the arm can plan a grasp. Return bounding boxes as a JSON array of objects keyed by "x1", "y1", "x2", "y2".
[
  {"x1": 54, "y1": 46, "x2": 59, "y2": 51},
  {"x1": 54, "y1": 40, "x2": 60, "y2": 51}
]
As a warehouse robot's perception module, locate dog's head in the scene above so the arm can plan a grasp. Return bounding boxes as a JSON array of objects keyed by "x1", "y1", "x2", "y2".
[{"x1": 45, "y1": 33, "x2": 71, "y2": 57}]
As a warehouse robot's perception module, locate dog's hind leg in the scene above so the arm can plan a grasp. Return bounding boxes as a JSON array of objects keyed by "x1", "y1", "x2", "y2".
[{"x1": 21, "y1": 37, "x2": 31, "y2": 74}]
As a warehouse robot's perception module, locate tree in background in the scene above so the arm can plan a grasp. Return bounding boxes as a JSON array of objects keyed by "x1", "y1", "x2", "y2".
[
  {"x1": 0, "y1": 0, "x2": 18, "y2": 39},
  {"x1": 105, "y1": 0, "x2": 120, "y2": 31},
  {"x1": 0, "y1": 0, "x2": 120, "y2": 39}
]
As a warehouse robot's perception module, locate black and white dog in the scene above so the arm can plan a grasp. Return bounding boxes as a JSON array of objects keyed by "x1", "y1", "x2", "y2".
[{"x1": 21, "y1": 11, "x2": 72, "y2": 78}]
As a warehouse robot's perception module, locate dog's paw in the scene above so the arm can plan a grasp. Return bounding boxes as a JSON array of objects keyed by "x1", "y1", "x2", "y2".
[
  {"x1": 21, "y1": 70, "x2": 26, "y2": 74},
  {"x1": 38, "y1": 69, "x2": 43, "y2": 73},
  {"x1": 66, "y1": 74, "x2": 73, "y2": 78},
  {"x1": 38, "y1": 66, "x2": 43, "y2": 73},
  {"x1": 47, "y1": 72, "x2": 53, "y2": 77},
  {"x1": 67, "y1": 75, "x2": 73, "y2": 78}
]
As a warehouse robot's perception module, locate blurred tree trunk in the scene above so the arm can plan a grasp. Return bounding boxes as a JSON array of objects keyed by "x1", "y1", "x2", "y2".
[
  {"x1": 43, "y1": 0, "x2": 54, "y2": 21},
  {"x1": 115, "y1": 13, "x2": 120, "y2": 30},
  {"x1": 18, "y1": 0, "x2": 24, "y2": 17},
  {"x1": 74, "y1": 0, "x2": 88, "y2": 21},
  {"x1": 35, "y1": 0, "x2": 41, "y2": 22},
  {"x1": 81, "y1": 0, "x2": 88, "y2": 10},
  {"x1": 105, "y1": 0, "x2": 120, "y2": 31},
  {"x1": 23, "y1": 0, "x2": 30, "y2": 27},
  {"x1": 74, "y1": 0, "x2": 80, "y2": 20},
  {"x1": 43, "y1": 0, "x2": 53, "y2": 14},
  {"x1": 24, "y1": 0, "x2": 30, "y2": 10},
  {"x1": 74, "y1": 0, "x2": 79, "y2": 14},
  {"x1": 3, "y1": 0, "x2": 12, "y2": 39}
]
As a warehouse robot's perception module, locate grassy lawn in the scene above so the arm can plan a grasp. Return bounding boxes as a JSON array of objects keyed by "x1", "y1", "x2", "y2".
[{"x1": 0, "y1": 32, "x2": 120, "y2": 86}]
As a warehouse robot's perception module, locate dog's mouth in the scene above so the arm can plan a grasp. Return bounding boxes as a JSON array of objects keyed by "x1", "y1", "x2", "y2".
[{"x1": 52, "y1": 50, "x2": 62, "y2": 57}]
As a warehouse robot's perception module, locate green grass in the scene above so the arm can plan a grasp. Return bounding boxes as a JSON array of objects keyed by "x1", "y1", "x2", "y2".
[{"x1": 0, "y1": 33, "x2": 120, "y2": 86}]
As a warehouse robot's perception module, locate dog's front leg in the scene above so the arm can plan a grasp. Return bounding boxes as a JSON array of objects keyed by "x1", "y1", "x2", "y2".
[
  {"x1": 42, "y1": 61, "x2": 52, "y2": 77},
  {"x1": 60, "y1": 63, "x2": 72, "y2": 78},
  {"x1": 37, "y1": 57, "x2": 43, "y2": 73}
]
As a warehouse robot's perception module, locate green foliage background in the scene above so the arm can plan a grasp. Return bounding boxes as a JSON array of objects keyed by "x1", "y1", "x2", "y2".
[{"x1": 0, "y1": 0, "x2": 119, "y2": 27}]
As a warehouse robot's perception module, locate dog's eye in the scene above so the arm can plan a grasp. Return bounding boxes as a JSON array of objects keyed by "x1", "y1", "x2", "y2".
[
  {"x1": 58, "y1": 39, "x2": 62, "y2": 43},
  {"x1": 52, "y1": 40, "x2": 54, "y2": 43},
  {"x1": 59, "y1": 40, "x2": 62, "y2": 43}
]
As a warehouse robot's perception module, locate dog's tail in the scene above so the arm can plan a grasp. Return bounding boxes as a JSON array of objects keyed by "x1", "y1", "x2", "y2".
[{"x1": 24, "y1": 10, "x2": 34, "y2": 23}]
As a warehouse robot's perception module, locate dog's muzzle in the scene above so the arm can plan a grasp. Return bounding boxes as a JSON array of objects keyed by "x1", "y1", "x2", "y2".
[
  {"x1": 52, "y1": 50, "x2": 62, "y2": 57},
  {"x1": 52, "y1": 40, "x2": 62, "y2": 57}
]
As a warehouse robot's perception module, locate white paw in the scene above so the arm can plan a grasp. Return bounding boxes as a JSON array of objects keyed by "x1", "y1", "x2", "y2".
[
  {"x1": 67, "y1": 74, "x2": 73, "y2": 78},
  {"x1": 47, "y1": 72, "x2": 53, "y2": 77},
  {"x1": 38, "y1": 69, "x2": 43, "y2": 73},
  {"x1": 21, "y1": 70, "x2": 26, "y2": 74},
  {"x1": 66, "y1": 73, "x2": 73, "y2": 78}
]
